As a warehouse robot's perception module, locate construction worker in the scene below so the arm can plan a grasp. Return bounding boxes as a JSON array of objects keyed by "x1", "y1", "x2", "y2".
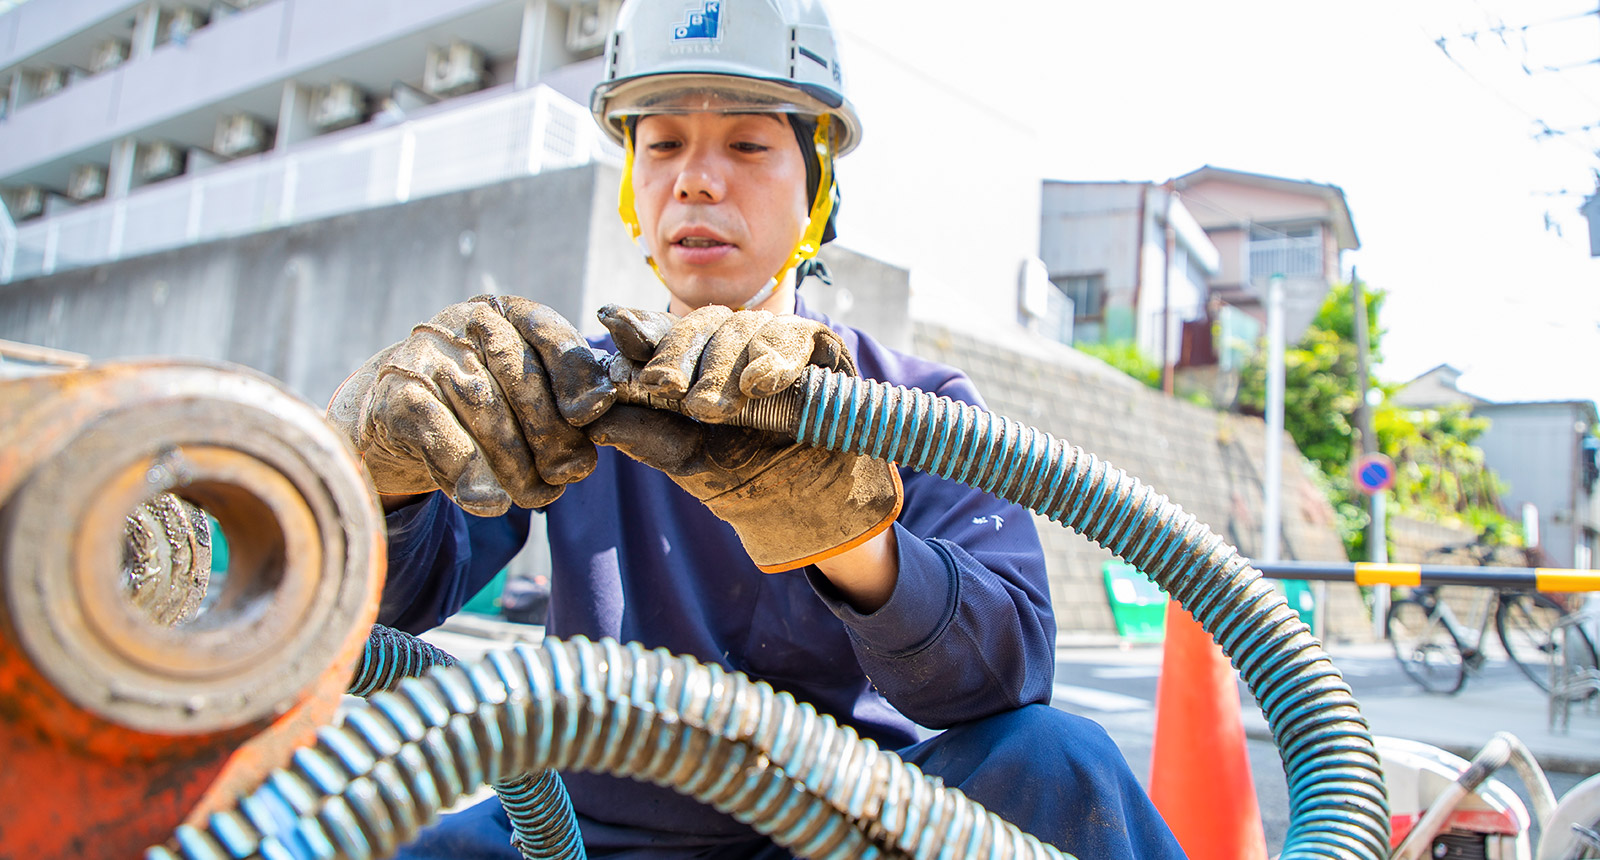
[{"x1": 329, "y1": 0, "x2": 1186, "y2": 857}]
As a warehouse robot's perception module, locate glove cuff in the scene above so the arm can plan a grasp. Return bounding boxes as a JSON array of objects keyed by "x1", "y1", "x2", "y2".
[{"x1": 704, "y1": 452, "x2": 904, "y2": 573}]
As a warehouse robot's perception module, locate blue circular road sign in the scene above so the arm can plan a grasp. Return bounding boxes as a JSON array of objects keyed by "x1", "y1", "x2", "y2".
[{"x1": 1354, "y1": 453, "x2": 1396, "y2": 495}]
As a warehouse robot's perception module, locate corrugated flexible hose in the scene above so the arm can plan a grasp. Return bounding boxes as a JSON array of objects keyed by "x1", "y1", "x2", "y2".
[
  {"x1": 148, "y1": 365, "x2": 1389, "y2": 860},
  {"x1": 348, "y1": 625, "x2": 586, "y2": 860}
]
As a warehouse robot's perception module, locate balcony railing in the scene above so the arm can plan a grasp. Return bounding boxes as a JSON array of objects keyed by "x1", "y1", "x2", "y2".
[
  {"x1": 1, "y1": 84, "x2": 606, "y2": 284},
  {"x1": 1247, "y1": 234, "x2": 1322, "y2": 281}
]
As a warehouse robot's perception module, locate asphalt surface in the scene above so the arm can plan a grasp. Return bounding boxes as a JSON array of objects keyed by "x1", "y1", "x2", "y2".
[{"x1": 1050, "y1": 638, "x2": 1600, "y2": 851}]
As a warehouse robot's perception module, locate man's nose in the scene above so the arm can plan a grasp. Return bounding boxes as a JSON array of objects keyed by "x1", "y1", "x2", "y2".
[{"x1": 673, "y1": 149, "x2": 727, "y2": 202}]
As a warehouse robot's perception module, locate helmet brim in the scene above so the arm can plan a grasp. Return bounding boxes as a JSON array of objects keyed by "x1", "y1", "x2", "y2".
[{"x1": 593, "y1": 73, "x2": 860, "y2": 155}]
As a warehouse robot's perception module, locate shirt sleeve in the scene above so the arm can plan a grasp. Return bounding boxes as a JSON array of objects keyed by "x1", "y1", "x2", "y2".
[
  {"x1": 377, "y1": 492, "x2": 532, "y2": 634},
  {"x1": 804, "y1": 375, "x2": 1057, "y2": 729}
]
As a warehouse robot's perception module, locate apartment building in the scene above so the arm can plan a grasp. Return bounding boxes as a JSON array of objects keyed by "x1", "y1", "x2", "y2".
[
  {"x1": 0, "y1": 0, "x2": 622, "y2": 283},
  {"x1": 0, "y1": 0, "x2": 1048, "y2": 346}
]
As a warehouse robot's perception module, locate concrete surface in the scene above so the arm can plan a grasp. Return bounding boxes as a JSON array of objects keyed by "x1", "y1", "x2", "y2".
[{"x1": 1248, "y1": 642, "x2": 1600, "y2": 775}]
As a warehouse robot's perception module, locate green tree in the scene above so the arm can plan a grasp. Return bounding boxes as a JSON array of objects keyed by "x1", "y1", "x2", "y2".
[
  {"x1": 1237, "y1": 281, "x2": 1513, "y2": 558},
  {"x1": 1076, "y1": 340, "x2": 1161, "y2": 390},
  {"x1": 1237, "y1": 281, "x2": 1382, "y2": 484}
]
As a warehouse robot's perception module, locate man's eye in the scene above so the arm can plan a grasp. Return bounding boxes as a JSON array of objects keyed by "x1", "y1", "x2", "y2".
[
  {"x1": 645, "y1": 140, "x2": 681, "y2": 152},
  {"x1": 732, "y1": 142, "x2": 770, "y2": 153}
]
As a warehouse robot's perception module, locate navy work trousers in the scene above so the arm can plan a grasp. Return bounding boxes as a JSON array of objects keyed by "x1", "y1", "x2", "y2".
[{"x1": 397, "y1": 704, "x2": 1187, "y2": 860}]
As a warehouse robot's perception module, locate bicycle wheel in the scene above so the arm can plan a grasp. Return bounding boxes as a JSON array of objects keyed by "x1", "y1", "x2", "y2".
[
  {"x1": 1388, "y1": 597, "x2": 1469, "y2": 694},
  {"x1": 1497, "y1": 592, "x2": 1599, "y2": 692}
]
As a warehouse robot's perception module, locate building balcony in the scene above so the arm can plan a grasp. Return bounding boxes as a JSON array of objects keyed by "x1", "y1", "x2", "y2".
[
  {"x1": 1, "y1": 83, "x2": 604, "y2": 283},
  {"x1": 1247, "y1": 233, "x2": 1323, "y2": 282}
]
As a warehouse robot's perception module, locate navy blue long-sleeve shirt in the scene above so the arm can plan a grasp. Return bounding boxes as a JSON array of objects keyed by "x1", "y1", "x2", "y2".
[{"x1": 379, "y1": 296, "x2": 1056, "y2": 838}]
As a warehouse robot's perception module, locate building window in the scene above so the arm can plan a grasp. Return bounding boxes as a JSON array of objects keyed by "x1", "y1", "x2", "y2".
[
  {"x1": 1052, "y1": 273, "x2": 1105, "y2": 319},
  {"x1": 1040, "y1": 273, "x2": 1105, "y2": 345}
]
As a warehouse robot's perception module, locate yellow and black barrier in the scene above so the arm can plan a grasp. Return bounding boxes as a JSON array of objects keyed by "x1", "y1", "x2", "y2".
[{"x1": 1251, "y1": 561, "x2": 1600, "y2": 593}]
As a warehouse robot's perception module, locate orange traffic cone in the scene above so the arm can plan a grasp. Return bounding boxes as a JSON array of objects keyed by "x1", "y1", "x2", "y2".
[{"x1": 1149, "y1": 600, "x2": 1268, "y2": 860}]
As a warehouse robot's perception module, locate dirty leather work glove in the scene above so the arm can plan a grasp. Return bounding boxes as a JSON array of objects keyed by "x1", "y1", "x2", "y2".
[
  {"x1": 589, "y1": 304, "x2": 902, "y2": 573},
  {"x1": 327, "y1": 295, "x2": 614, "y2": 516}
]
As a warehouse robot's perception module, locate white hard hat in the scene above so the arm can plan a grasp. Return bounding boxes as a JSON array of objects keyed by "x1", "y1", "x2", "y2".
[{"x1": 591, "y1": 0, "x2": 863, "y2": 155}]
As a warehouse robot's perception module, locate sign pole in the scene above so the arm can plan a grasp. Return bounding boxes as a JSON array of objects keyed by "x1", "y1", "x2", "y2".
[
  {"x1": 1263, "y1": 275, "x2": 1285, "y2": 565},
  {"x1": 1353, "y1": 451, "x2": 1396, "y2": 637}
]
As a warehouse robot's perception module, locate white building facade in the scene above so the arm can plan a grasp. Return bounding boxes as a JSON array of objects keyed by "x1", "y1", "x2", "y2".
[{"x1": 0, "y1": 0, "x2": 1047, "y2": 344}]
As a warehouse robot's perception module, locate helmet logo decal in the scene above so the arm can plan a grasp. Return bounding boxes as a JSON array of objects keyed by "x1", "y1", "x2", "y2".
[
  {"x1": 796, "y1": 45, "x2": 828, "y2": 70},
  {"x1": 672, "y1": 1, "x2": 721, "y2": 41}
]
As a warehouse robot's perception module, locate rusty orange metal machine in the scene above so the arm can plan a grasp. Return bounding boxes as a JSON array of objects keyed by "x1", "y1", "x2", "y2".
[{"x1": 0, "y1": 361, "x2": 384, "y2": 858}]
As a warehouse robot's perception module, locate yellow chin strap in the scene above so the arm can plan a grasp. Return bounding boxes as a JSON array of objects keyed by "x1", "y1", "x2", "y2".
[{"x1": 617, "y1": 114, "x2": 836, "y2": 311}]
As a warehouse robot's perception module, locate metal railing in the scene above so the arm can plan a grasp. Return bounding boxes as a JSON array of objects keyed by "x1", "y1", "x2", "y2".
[
  {"x1": 1248, "y1": 234, "x2": 1322, "y2": 280},
  {"x1": 1, "y1": 84, "x2": 606, "y2": 284}
]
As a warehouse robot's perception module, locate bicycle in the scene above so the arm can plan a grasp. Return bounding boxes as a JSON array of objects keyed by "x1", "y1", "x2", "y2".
[{"x1": 1385, "y1": 542, "x2": 1599, "y2": 695}]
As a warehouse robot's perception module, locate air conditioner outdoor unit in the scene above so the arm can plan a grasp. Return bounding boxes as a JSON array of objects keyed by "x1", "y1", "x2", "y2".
[
  {"x1": 309, "y1": 81, "x2": 368, "y2": 132},
  {"x1": 90, "y1": 38, "x2": 130, "y2": 74},
  {"x1": 423, "y1": 41, "x2": 486, "y2": 97},
  {"x1": 214, "y1": 113, "x2": 269, "y2": 157},
  {"x1": 138, "y1": 142, "x2": 187, "y2": 182},
  {"x1": 35, "y1": 67, "x2": 69, "y2": 98},
  {"x1": 68, "y1": 165, "x2": 108, "y2": 201},
  {"x1": 4, "y1": 186, "x2": 45, "y2": 221},
  {"x1": 566, "y1": 0, "x2": 620, "y2": 54},
  {"x1": 165, "y1": 7, "x2": 208, "y2": 43}
]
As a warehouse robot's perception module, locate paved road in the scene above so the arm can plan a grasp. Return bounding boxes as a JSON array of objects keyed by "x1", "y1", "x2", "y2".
[{"x1": 1050, "y1": 642, "x2": 1598, "y2": 851}]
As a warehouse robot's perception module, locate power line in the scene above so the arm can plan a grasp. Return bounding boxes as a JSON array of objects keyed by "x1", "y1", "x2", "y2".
[
  {"x1": 1431, "y1": 38, "x2": 1600, "y2": 162},
  {"x1": 1443, "y1": 6, "x2": 1599, "y2": 44},
  {"x1": 1441, "y1": 0, "x2": 1600, "y2": 117},
  {"x1": 1534, "y1": 119, "x2": 1600, "y2": 138}
]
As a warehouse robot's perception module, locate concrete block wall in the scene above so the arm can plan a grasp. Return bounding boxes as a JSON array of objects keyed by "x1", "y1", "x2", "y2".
[
  {"x1": 912, "y1": 322, "x2": 1376, "y2": 643},
  {"x1": 1390, "y1": 516, "x2": 1478, "y2": 565}
]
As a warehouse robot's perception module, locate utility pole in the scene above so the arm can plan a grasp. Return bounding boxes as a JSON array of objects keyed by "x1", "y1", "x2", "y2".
[
  {"x1": 1161, "y1": 184, "x2": 1176, "y2": 395},
  {"x1": 1351, "y1": 268, "x2": 1387, "y2": 636}
]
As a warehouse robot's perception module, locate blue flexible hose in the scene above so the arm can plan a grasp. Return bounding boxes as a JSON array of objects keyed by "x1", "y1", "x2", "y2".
[
  {"x1": 150, "y1": 636, "x2": 1069, "y2": 860},
  {"x1": 150, "y1": 366, "x2": 1388, "y2": 860},
  {"x1": 348, "y1": 625, "x2": 586, "y2": 860},
  {"x1": 791, "y1": 367, "x2": 1389, "y2": 860}
]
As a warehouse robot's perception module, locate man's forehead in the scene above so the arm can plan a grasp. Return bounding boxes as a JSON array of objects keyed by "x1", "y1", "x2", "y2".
[{"x1": 636, "y1": 109, "x2": 789, "y2": 127}]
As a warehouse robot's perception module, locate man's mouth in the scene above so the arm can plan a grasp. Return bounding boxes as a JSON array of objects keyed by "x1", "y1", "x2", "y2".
[{"x1": 677, "y1": 237, "x2": 729, "y2": 248}]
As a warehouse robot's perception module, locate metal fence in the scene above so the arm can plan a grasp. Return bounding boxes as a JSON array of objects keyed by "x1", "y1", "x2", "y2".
[
  {"x1": 1, "y1": 84, "x2": 606, "y2": 284},
  {"x1": 1247, "y1": 234, "x2": 1322, "y2": 281}
]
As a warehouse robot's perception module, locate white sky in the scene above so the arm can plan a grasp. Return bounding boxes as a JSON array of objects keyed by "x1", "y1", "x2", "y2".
[{"x1": 830, "y1": 0, "x2": 1600, "y2": 409}]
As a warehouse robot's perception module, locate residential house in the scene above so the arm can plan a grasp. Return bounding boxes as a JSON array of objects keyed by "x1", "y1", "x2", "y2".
[
  {"x1": 1395, "y1": 364, "x2": 1599, "y2": 570},
  {"x1": 1173, "y1": 165, "x2": 1361, "y2": 351},
  {"x1": 1035, "y1": 181, "x2": 1220, "y2": 372}
]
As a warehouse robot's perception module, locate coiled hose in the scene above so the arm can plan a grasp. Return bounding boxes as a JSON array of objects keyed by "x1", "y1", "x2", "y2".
[
  {"x1": 348, "y1": 625, "x2": 586, "y2": 860},
  {"x1": 150, "y1": 365, "x2": 1389, "y2": 859},
  {"x1": 150, "y1": 635, "x2": 1069, "y2": 860}
]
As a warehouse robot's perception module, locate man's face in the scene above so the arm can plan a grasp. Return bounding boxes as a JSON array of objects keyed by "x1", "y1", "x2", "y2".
[{"x1": 631, "y1": 111, "x2": 811, "y2": 312}]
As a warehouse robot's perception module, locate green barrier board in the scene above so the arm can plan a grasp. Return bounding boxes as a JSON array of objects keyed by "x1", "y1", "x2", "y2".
[{"x1": 1102, "y1": 560, "x2": 1167, "y2": 643}]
